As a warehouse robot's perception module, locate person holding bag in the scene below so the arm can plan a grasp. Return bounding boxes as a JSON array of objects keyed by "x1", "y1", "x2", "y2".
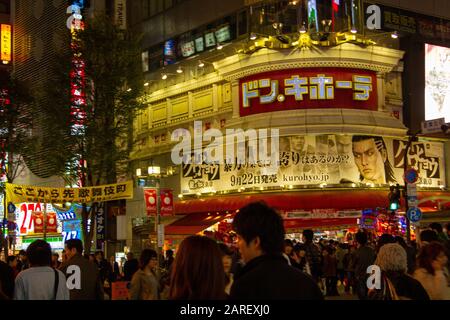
[{"x1": 369, "y1": 243, "x2": 429, "y2": 300}]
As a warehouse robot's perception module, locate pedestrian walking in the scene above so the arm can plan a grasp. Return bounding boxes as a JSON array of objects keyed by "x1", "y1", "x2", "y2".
[
  {"x1": 129, "y1": 249, "x2": 159, "y2": 300},
  {"x1": 413, "y1": 242, "x2": 450, "y2": 300},
  {"x1": 229, "y1": 202, "x2": 323, "y2": 300},
  {"x1": 14, "y1": 240, "x2": 69, "y2": 300},
  {"x1": 369, "y1": 243, "x2": 429, "y2": 300},
  {"x1": 353, "y1": 231, "x2": 376, "y2": 300},
  {"x1": 218, "y1": 243, "x2": 234, "y2": 296},
  {"x1": 169, "y1": 235, "x2": 226, "y2": 300},
  {"x1": 123, "y1": 252, "x2": 139, "y2": 281},
  {"x1": 302, "y1": 229, "x2": 322, "y2": 284},
  {"x1": 322, "y1": 246, "x2": 339, "y2": 296},
  {"x1": 59, "y1": 239, "x2": 104, "y2": 300}
]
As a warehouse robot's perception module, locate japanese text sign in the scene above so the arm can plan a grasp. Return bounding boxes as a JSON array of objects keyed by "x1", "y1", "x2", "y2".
[
  {"x1": 239, "y1": 68, "x2": 377, "y2": 117},
  {"x1": 1, "y1": 24, "x2": 11, "y2": 62},
  {"x1": 5, "y1": 181, "x2": 134, "y2": 204}
]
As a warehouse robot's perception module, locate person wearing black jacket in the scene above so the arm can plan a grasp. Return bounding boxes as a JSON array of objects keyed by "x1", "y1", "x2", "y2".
[
  {"x1": 123, "y1": 252, "x2": 139, "y2": 281},
  {"x1": 229, "y1": 202, "x2": 323, "y2": 300},
  {"x1": 0, "y1": 250, "x2": 14, "y2": 299}
]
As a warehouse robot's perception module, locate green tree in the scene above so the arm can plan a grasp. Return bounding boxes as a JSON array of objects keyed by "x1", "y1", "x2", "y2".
[
  {"x1": 42, "y1": 14, "x2": 144, "y2": 254},
  {"x1": 0, "y1": 73, "x2": 35, "y2": 260}
]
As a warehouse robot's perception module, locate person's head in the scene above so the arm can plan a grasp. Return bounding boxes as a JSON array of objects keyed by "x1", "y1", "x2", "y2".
[
  {"x1": 293, "y1": 244, "x2": 307, "y2": 257},
  {"x1": 19, "y1": 250, "x2": 27, "y2": 262},
  {"x1": 302, "y1": 229, "x2": 314, "y2": 243},
  {"x1": 420, "y1": 229, "x2": 439, "y2": 245},
  {"x1": 355, "y1": 231, "x2": 368, "y2": 247},
  {"x1": 166, "y1": 249, "x2": 174, "y2": 258},
  {"x1": 375, "y1": 243, "x2": 407, "y2": 273},
  {"x1": 352, "y1": 135, "x2": 395, "y2": 184},
  {"x1": 377, "y1": 233, "x2": 396, "y2": 251},
  {"x1": 65, "y1": 239, "x2": 83, "y2": 260},
  {"x1": 336, "y1": 135, "x2": 353, "y2": 155},
  {"x1": 429, "y1": 223, "x2": 443, "y2": 234},
  {"x1": 394, "y1": 236, "x2": 407, "y2": 248},
  {"x1": 26, "y1": 240, "x2": 52, "y2": 267},
  {"x1": 95, "y1": 251, "x2": 104, "y2": 261},
  {"x1": 89, "y1": 254, "x2": 96, "y2": 262},
  {"x1": 218, "y1": 243, "x2": 233, "y2": 275},
  {"x1": 322, "y1": 247, "x2": 330, "y2": 256},
  {"x1": 139, "y1": 249, "x2": 158, "y2": 271},
  {"x1": 126, "y1": 252, "x2": 134, "y2": 261},
  {"x1": 169, "y1": 235, "x2": 225, "y2": 300},
  {"x1": 291, "y1": 136, "x2": 306, "y2": 152},
  {"x1": 232, "y1": 202, "x2": 285, "y2": 263},
  {"x1": 284, "y1": 239, "x2": 294, "y2": 255},
  {"x1": 7, "y1": 255, "x2": 17, "y2": 268},
  {"x1": 417, "y1": 242, "x2": 448, "y2": 275},
  {"x1": 52, "y1": 253, "x2": 59, "y2": 263}
]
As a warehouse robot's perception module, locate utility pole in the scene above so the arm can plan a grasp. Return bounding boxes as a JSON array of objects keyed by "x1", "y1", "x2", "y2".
[{"x1": 404, "y1": 132, "x2": 419, "y2": 243}]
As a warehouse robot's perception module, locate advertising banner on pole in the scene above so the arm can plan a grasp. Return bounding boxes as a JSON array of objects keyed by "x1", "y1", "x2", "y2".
[{"x1": 145, "y1": 188, "x2": 174, "y2": 216}]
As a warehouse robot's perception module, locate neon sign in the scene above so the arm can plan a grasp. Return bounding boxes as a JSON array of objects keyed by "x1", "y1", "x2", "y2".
[{"x1": 239, "y1": 68, "x2": 378, "y2": 117}]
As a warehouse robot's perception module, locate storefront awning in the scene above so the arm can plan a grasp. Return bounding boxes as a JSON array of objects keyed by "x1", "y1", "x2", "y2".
[
  {"x1": 165, "y1": 212, "x2": 231, "y2": 235},
  {"x1": 174, "y1": 190, "x2": 450, "y2": 215}
]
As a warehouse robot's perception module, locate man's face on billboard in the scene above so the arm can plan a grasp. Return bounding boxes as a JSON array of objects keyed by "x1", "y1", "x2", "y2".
[
  {"x1": 352, "y1": 138, "x2": 386, "y2": 183},
  {"x1": 291, "y1": 136, "x2": 305, "y2": 152},
  {"x1": 336, "y1": 135, "x2": 352, "y2": 155}
]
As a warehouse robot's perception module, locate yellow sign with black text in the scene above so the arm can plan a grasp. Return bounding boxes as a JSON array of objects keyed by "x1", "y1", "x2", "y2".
[{"x1": 6, "y1": 181, "x2": 134, "y2": 204}]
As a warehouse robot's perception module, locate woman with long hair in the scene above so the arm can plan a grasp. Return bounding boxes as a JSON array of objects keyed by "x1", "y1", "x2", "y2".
[
  {"x1": 413, "y1": 242, "x2": 450, "y2": 300},
  {"x1": 129, "y1": 249, "x2": 159, "y2": 300},
  {"x1": 169, "y1": 235, "x2": 226, "y2": 300}
]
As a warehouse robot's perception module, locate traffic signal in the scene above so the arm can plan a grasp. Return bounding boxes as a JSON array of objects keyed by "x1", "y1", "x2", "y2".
[{"x1": 388, "y1": 184, "x2": 401, "y2": 211}]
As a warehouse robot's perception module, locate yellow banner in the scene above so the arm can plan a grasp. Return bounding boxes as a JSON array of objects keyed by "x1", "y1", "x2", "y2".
[
  {"x1": 6, "y1": 181, "x2": 134, "y2": 204},
  {"x1": 1, "y1": 24, "x2": 11, "y2": 62}
]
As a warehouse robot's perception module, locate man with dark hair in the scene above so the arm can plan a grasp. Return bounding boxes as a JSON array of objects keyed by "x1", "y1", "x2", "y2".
[
  {"x1": 353, "y1": 231, "x2": 376, "y2": 300},
  {"x1": 17, "y1": 249, "x2": 29, "y2": 271},
  {"x1": 14, "y1": 240, "x2": 69, "y2": 300},
  {"x1": 302, "y1": 229, "x2": 322, "y2": 283},
  {"x1": 123, "y1": 252, "x2": 139, "y2": 281},
  {"x1": 60, "y1": 239, "x2": 104, "y2": 300},
  {"x1": 352, "y1": 135, "x2": 396, "y2": 184},
  {"x1": 229, "y1": 202, "x2": 323, "y2": 300}
]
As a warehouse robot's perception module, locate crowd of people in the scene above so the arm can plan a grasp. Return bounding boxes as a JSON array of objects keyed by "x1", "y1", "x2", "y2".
[{"x1": 0, "y1": 201, "x2": 449, "y2": 300}]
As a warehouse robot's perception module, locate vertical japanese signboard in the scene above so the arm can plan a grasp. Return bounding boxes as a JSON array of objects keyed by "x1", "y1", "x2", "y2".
[
  {"x1": 1, "y1": 24, "x2": 11, "y2": 62},
  {"x1": 96, "y1": 203, "x2": 105, "y2": 250}
]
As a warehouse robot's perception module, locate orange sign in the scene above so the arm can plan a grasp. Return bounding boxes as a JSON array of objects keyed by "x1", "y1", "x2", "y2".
[{"x1": 1, "y1": 24, "x2": 11, "y2": 62}]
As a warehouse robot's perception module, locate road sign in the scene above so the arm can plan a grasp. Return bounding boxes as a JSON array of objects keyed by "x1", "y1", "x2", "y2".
[
  {"x1": 406, "y1": 207, "x2": 422, "y2": 223},
  {"x1": 7, "y1": 203, "x2": 16, "y2": 214},
  {"x1": 157, "y1": 224, "x2": 164, "y2": 247},
  {"x1": 404, "y1": 169, "x2": 419, "y2": 184},
  {"x1": 407, "y1": 196, "x2": 418, "y2": 207},
  {"x1": 407, "y1": 183, "x2": 417, "y2": 197}
]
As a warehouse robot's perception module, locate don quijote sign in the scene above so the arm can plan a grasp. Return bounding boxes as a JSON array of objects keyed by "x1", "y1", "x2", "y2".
[{"x1": 239, "y1": 68, "x2": 377, "y2": 117}]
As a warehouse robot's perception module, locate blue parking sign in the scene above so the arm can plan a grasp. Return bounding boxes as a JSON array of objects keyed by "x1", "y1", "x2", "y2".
[{"x1": 407, "y1": 207, "x2": 422, "y2": 223}]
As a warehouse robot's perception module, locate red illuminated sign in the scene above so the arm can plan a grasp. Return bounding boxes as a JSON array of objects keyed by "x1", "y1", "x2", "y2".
[{"x1": 239, "y1": 68, "x2": 378, "y2": 117}]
